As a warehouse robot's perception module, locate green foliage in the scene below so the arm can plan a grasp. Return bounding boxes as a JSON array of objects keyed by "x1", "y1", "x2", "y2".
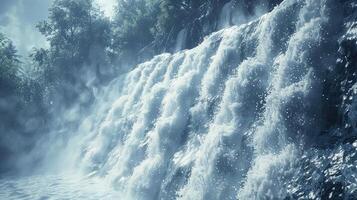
[
  {"x1": 34, "y1": 0, "x2": 112, "y2": 84},
  {"x1": 154, "y1": 0, "x2": 196, "y2": 49},
  {"x1": 0, "y1": 33, "x2": 45, "y2": 105},
  {"x1": 32, "y1": 0, "x2": 234, "y2": 71},
  {"x1": 112, "y1": 0, "x2": 160, "y2": 57},
  {"x1": 30, "y1": 0, "x2": 245, "y2": 86},
  {"x1": 0, "y1": 34, "x2": 47, "y2": 170},
  {"x1": 111, "y1": 0, "x2": 228, "y2": 53},
  {"x1": 110, "y1": 0, "x2": 210, "y2": 57},
  {"x1": 0, "y1": 33, "x2": 21, "y2": 95},
  {"x1": 155, "y1": 0, "x2": 202, "y2": 36}
]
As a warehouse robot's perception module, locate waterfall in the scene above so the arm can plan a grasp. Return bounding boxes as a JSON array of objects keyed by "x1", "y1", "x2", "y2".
[
  {"x1": 68, "y1": 0, "x2": 329, "y2": 198},
  {"x1": 1, "y1": 0, "x2": 356, "y2": 199}
]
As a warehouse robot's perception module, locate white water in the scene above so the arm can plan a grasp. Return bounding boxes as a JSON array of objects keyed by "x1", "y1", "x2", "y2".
[{"x1": 0, "y1": 0, "x2": 339, "y2": 199}]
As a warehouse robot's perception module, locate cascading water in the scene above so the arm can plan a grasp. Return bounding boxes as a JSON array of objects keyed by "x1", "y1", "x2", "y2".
[{"x1": 1, "y1": 0, "x2": 356, "y2": 199}]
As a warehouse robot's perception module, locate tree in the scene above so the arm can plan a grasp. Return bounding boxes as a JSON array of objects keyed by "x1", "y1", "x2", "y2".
[
  {"x1": 0, "y1": 33, "x2": 21, "y2": 95},
  {"x1": 0, "y1": 33, "x2": 48, "y2": 173},
  {"x1": 31, "y1": 0, "x2": 115, "y2": 108},
  {"x1": 111, "y1": 0, "x2": 160, "y2": 62},
  {"x1": 155, "y1": 0, "x2": 223, "y2": 50},
  {"x1": 34, "y1": 0, "x2": 112, "y2": 85}
]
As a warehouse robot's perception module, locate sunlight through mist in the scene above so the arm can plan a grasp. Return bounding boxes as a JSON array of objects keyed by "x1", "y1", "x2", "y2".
[{"x1": 95, "y1": 0, "x2": 116, "y2": 18}]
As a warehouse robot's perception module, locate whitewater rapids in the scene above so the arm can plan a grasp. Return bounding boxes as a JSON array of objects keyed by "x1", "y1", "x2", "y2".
[{"x1": 1, "y1": 0, "x2": 356, "y2": 199}]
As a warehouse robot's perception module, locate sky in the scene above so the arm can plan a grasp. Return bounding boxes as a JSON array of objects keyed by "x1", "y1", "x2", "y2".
[
  {"x1": 0, "y1": 0, "x2": 53, "y2": 57},
  {"x1": 0, "y1": 0, "x2": 116, "y2": 57}
]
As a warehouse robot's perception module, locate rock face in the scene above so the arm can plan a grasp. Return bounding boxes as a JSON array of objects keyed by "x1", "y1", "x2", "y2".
[
  {"x1": 288, "y1": 1, "x2": 357, "y2": 199},
  {"x1": 339, "y1": 1, "x2": 357, "y2": 136}
]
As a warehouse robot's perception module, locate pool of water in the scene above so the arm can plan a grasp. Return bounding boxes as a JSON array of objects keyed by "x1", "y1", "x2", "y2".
[{"x1": 0, "y1": 174, "x2": 120, "y2": 200}]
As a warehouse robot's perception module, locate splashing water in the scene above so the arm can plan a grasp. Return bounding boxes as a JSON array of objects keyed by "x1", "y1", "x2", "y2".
[{"x1": 1, "y1": 0, "x2": 356, "y2": 199}]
